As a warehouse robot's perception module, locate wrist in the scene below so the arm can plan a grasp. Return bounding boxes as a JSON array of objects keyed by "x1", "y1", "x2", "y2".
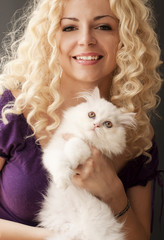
[
  {"x1": 102, "y1": 177, "x2": 128, "y2": 215},
  {"x1": 114, "y1": 199, "x2": 130, "y2": 218}
]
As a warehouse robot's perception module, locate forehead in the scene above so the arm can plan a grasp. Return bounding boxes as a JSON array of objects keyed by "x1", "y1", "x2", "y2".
[
  {"x1": 62, "y1": 0, "x2": 114, "y2": 18},
  {"x1": 88, "y1": 100, "x2": 117, "y2": 115}
]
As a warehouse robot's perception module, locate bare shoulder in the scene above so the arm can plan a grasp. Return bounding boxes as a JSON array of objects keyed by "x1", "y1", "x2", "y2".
[{"x1": 127, "y1": 181, "x2": 152, "y2": 238}]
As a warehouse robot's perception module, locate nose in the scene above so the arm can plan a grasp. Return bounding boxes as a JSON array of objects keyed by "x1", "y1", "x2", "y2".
[
  {"x1": 93, "y1": 123, "x2": 100, "y2": 128},
  {"x1": 78, "y1": 28, "x2": 97, "y2": 46}
]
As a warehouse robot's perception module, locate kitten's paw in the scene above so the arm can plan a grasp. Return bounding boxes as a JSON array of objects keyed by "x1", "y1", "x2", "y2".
[
  {"x1": 64, "y1": 137, "x2": 91, "y2": 169},
  {"x1": 50, "y1": 156, "x2": 73, "y2": 189},
  {"x1": 53, "y1": 167, "x2": 74, "y2": 189}
]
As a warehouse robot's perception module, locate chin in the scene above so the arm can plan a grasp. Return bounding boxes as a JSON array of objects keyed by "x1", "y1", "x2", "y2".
[{"x1": 73, "y1": 70, "x2": 102, "y2": 82}]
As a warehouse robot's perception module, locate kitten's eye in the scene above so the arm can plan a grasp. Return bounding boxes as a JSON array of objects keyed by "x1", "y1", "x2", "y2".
[
  {"x1": 103, "y1": 121, "x2": 113, "y2": 128},
  {"x1": 88, "y1": 111, "x2": 96, "y2": 119}
]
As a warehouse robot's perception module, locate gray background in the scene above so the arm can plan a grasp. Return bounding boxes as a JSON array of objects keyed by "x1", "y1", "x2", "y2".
[{"x1": 0, "y1": 1, "x2": 163, "y2": 239}]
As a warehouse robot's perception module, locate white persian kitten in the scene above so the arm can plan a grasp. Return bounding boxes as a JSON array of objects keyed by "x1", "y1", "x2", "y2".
[{"x1": 38, "y1": 87, "x2": 136, "y2": 240}]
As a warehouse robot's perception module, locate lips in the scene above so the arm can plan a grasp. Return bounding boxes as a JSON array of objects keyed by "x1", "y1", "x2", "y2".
[
  {"x1": 72, "y1": 53, "x2": 103, "y2": 65},
  {"x1": 73, "y1": 55, "x2": 103, "y2": 61}
]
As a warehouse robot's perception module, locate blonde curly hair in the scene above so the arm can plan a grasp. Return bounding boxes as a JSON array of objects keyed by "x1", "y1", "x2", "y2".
[{"x1": 0, "y1": 0, "x2": 162, "y2": 158}]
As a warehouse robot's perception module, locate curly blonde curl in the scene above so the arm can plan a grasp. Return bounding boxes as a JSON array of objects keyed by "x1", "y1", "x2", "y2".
[
  {"x1": 0, "y1": 0, "x2": 64, "y2": 139},
  {"x1": 0, "y1": 0, "x2": 163, "y2": 158},
  {"x1": 109, "y1": 0, "x2": 162, "y2": 158}
]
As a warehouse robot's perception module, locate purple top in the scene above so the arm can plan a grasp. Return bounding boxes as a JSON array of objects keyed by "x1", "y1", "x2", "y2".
[{"x1": 0, "y1": 89, "x2": 159, "y2": 226}]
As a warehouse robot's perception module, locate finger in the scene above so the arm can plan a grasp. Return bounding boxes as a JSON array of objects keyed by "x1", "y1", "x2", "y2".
[
  {"x1": 75, "y1": 158, "x2": 93, "y2": 173},
  {"x1": 75, "y1": 160, "x2": 93, "y2": 179},
  {"x1": 90, "y1": 147, "x2": 102, "y2": 160},
  {"x1": 72, "y1": 174, "x2": 83, "y2": 187},
  {"x1": 75, "y1": 164, "x2": 83, "y2": 174}
]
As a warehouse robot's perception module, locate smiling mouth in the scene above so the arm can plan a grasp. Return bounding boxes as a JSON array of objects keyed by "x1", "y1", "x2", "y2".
[{"x1": 73, "y1": 55, "x2": 103, "y2": 61}]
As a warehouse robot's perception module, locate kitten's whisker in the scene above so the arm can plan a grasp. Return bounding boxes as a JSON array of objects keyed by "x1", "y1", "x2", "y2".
[{"x1": 96, "y1": 128, "x2": 103, "y2": 137}]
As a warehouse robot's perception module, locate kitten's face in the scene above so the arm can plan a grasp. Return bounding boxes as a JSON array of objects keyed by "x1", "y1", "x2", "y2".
[
  {"x1": 66, "y1": 98, "x2": 124, "y2": 140},
  {"x1": 83, "y1": 100, "x2": 122, "y2": 138},
  {"x1": 63, "y1": 87, "x2": 135, "y2": 156}
]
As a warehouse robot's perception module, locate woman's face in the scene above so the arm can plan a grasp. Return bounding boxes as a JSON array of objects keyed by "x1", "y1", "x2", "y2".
[{"x1": 56, "y1": 0, "x2": 119, "y2": 86}]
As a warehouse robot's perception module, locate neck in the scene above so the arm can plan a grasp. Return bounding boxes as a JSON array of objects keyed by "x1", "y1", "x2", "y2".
[{"x1": 59, "y1": 75, "x2": 112, "y2": 110}]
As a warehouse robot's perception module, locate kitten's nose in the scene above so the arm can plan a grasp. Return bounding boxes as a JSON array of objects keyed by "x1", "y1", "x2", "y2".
[{"x1": 93, "y1": 123, "x2": 100, "y2": 128}]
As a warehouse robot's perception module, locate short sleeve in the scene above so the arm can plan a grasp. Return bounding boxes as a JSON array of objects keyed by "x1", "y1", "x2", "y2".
[
  {"x1": 0, "y1": 90, "x2": 26, "y2": 160},
  {"x1": 119, "y1": 138, "x2": 159, "y2": 191},
  {"x1": 0, "y1": 117, "x2": 27, "y2": 160}
]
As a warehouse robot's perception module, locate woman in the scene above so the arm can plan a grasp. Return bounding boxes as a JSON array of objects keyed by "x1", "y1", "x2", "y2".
[{"x1": 0, "y1": 0, "x2": 162, "y2": 239}]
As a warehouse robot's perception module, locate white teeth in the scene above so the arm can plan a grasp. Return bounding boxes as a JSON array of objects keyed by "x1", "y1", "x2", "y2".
[{"x1": 76, "y1": 56, "x2": 99, "y2": 61}]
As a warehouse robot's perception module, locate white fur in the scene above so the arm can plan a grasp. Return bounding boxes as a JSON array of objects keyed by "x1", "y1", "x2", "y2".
[{"x1": 38, "y1": 87, "x2": 136, "y2": 240}]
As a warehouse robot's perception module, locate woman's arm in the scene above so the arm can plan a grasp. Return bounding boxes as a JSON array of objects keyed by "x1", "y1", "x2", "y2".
[
  {"x1": 0, "y1": 219, "x2": 54, "y2": 240},
  {"x1": 124, "y1": 182, "x2": 152, "y2": 240},
  {"x1": 72, "y1": 148, "x2": 151, "y2": 240},
  {"x1": 115, "y1": 182, "x2": 152, "y2": 240}
]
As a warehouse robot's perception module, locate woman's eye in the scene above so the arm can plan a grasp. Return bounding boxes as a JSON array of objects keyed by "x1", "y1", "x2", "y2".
[
  {"x1": 103, "y1": 121, "x2": 113, "y2": 128},
  {"x1": 88, "y1": 111, "x2": 96, "y2": 119},
  {"x1": 62, "y1": 26, "x2": 77, "y2": 32},
  {"x1": 96, "y1": 25, "x2": 112, "y2": 31}
]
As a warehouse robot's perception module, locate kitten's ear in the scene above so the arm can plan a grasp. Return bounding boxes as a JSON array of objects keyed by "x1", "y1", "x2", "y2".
[
  {"x1": 91, "y1": 87, "x2": 101, "y2": 99},
  {"x1": 119, "y1": 112, "x2": 136, "y2": 128},
  {"x1": 77, "y1": 87, "x2": 101, "y2": 102}
]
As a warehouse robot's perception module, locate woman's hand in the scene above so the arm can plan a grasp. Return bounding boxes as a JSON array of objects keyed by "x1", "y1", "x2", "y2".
[
  {"x1": 0, "y1": 219, "x2": 55, "y2": 240},
  {"x1": 71, "y1": 147, "x2": 128, "y2": 215}
]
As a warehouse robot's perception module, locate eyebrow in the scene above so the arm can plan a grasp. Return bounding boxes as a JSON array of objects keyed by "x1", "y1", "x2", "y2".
[
  {"x1": 94, "y1": 15, "x2": 117, "y2": 21},
  {"x1": 61, "y1": 15, "x2": 118, "y2": 22}
]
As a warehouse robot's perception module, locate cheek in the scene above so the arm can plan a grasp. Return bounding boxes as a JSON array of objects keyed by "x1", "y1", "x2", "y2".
[
  {"x1": 104, "y1": 34, "x2": 119, "y2": 56},
  {"x1": 58, "y1": 40, "x2": 76, "y2": 68},
  {"x1": 56, "y1": 33, "x2": 67, "y2": 60},
  {"x1": 105, "y1": 43, "x2": 119, "y2": 71},
  {"x1": 108, "y1": 42, "x2": 119, "y2": 59},
  {"x1": 58, "y1": 34, "x2": 76, "y2": 54}
]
